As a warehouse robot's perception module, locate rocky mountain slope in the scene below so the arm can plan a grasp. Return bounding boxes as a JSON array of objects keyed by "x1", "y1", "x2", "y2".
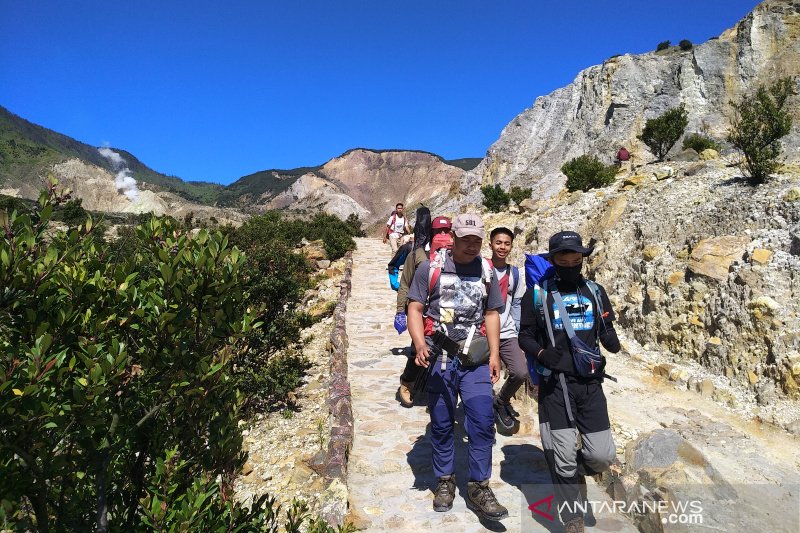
[
  {"x1": 457, "y1": 0, "x2": 800, "y2": 203},
  {"x1": 1, "y1": 105, "x2": 475, "y2": 224}
]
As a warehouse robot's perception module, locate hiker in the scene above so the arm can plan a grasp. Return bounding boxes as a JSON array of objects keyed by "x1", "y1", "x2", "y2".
[
  {"x1": 518, "y1": 230, "x2": 620, "y2": 533},
  {"x1": 487, "y1": 227, "x2": 529, "y2": 430},
  {"x1": 395, "y1": 214, "x2": 452, "y2": 407},
  {"x1": 383, "y1": 203, "x2": 412, "y2": 254},
  {"x1": 616, "y1": 146, "x2": 632, "y2": 170},
  {"x1": 407, "y1": 213, "x2": 509, "y2": 522}
]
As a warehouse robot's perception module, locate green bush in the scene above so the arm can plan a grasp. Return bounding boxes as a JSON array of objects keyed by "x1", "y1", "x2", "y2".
[
  {"x1": 728, "y1": 76, "x2": 796, "y2": 184},
  {"x1": 0, "y1": 186, "x2": 264, "y2": 530},
  {"x1": 561, "y1": 155, "x2": 617, "y2": 192},
  {"x1": 509, "y1": 186, "x2": 532, "y2": 205},
  {"x1": 52, "y1": 197, "x2": 89, "y2": 227},
  {"x1": 345, "y1": 213, "x2": 366, "y2": 237},
  {"x1": 656, "y1": 40, "x2": 671, "y2": 52},
  {"x1": 0, "y1": 185, "x2": 351, "y2": 530},
  {"x1": 638, "y1": 104, "x2": 689, "y2": 161},
  {"x1": 679, "y1": 39, "x2": 693, "y2": 51},
  {"x1": 481, "y1": 184, "x2": 510, "y2": 212},
  {"x1": 682, "y1": 133, "x2": 720, "y2": 153}
]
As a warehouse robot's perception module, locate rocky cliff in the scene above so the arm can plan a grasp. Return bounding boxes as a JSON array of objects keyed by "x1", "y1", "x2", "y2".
[
  {"x1": 433, "y1": 1, "x2": 800, "y2": 406},
  {"x1": 44, "y1": 159, "x2": 245, "y2": 225},
  {"x1": 459, "y1": 0, "x2": 800, "y2": 203}
]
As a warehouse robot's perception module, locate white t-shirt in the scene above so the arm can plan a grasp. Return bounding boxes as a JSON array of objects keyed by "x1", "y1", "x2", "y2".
[
  {"x1": 493, "y1": 265, "x2": 527, "y2": 339},
  {"x1": 386, "y1": 214, "x2": 407, "y2": 238}
]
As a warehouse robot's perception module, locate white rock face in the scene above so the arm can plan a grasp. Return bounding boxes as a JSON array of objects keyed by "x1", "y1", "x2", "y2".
[
  {"x1": 461, "y1": 0, "x2": 800, "y2": 203},
  {"x1": 50, "y1": 159, "x2": 245, "y2": 225},
  {"x1": 267, "y1": 173, "x2": 370, "y2": 220}
]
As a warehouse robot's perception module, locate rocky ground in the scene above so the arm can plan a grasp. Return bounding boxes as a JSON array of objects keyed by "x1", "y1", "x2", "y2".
[{"x1": 233, "y1": 259, "x2": 347, "y2": 519}]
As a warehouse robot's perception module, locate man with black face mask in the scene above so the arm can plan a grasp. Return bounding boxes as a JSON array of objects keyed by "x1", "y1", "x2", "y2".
[{"x1": 518, "y1": 231, "x2": 620, "y2": 533}]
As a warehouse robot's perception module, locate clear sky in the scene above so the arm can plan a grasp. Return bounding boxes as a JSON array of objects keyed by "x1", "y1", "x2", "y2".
[{"x1": 1, "y1": 0, "x2": 760, "y2": 185}]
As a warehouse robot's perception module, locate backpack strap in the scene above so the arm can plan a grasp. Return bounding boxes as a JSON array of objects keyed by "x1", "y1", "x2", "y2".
[
  {"x1": 581, "y1": 279, "x2": 608, "y2": 336},
  {"x1": 511, "y1": 266, "x2": 520, "y2": 299},
  {"x1": 537, "y1": 280, "x2": 556, "y2": 347}
]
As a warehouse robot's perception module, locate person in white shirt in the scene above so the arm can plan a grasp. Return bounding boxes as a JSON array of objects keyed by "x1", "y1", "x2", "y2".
[
  {"x1": 488, "y1": 227, "x2": 530, "y2": 431},
  {"x1": 383, "y1": 202, "x2": 412, "y2": 254}
]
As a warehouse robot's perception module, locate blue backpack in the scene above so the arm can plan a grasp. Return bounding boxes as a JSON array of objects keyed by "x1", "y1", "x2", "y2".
[{"x1": 524, "y1": 253, "x2": 555, "y2": 289}]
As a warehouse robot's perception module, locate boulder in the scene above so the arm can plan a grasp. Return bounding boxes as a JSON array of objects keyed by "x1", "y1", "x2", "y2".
[
  {"x1": 687, "y1": 235, "x2": 750, "y2": 281},
  {"x1": 610, "y1": 429, "x2": 736, "y2": 532},
  {"x1": 316, "y1": 259, "x2": 332, "y2": 269},
  {"x1": 699, "y1": 148, "x2": 720, "y2": 160},
  {"x1": 624, "y1": 175, "x2": 647, "y2": 187},
  {"x1": 654, "y1": 166, "x2": 675, "y2": 181},
  {"x1": 642, "y1": 245, "x2": 664, "y2": 261},
  {"x1": 673, "y1": 148, "x2": 700, "y2": 162},
  {"x1": 302, "y1": 240, "x2": 328, "y2": 261},
  {"x1": 750, "y1": 248, "x2": 772, "y2": 265},
  {"x1": 519, "y1": 198, "x2": 537, "y2": 212}
]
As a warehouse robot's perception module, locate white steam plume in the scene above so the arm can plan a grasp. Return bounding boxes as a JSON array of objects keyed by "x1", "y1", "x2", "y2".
[{"x1": 98, "y1": 147, "x2": 140, "y2": 202}]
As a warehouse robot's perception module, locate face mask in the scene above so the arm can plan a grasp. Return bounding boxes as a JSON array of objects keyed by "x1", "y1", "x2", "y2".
[
  {"x1": 431, "y1": 233, "x2": 453, "y2": 251},
  {"x1": 555, "y1": 264, "x2": 582, "y2": 284}
]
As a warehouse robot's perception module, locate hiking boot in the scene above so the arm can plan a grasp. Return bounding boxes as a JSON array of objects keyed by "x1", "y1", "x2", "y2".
[
  {"x1": 466, "y1": 480, "x2": 508, "y2": 521},
  {"x1": 432, "y1": 475, "x2": 456, "y2": 512},
  {"x1": 397, "y1": 380, "x2": 414, "y2": 407},
  {"x1": 493, "y1": 396, "x2": 517, "y2": 430},
  {"x1": 564, "y1": 516, "x2": 585, "y2": 533}
]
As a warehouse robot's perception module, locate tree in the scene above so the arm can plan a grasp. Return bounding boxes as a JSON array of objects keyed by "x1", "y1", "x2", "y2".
[
  {"x1": 638, "y1": 104, "x2": 689, "y2": 161},
  {"x1": 561, "y1": 155, "x2": 617, "y2": 192},
  {"x1": 679, "y1": 39, "x2": 693, "y2": 51},
  {"x1": 656, "y1": 40, "x2": 671, "y2": 52},
  {"x1": 481, "y1": 184, "x2": 510, "y2": 212},
  {"x1": 509, "y1": 186, "x2": 532, "y2": 205},
  {"x1": 728, "y1": 77, "x2": 796, "y2": 184}
]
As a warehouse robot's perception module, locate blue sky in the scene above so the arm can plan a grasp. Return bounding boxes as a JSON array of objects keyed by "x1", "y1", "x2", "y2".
[{"x1": 1, "y1": 0, "x2": 759, "y2": 184}]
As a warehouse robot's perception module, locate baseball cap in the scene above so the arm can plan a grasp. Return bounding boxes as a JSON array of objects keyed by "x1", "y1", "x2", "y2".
[
  {"x1": 452, "y1": 213, "x2": 485, "y2": 239},
  {"x1": 545, "y1": 231, "x2": 593, "y2": 257},
  {"x1": 431, "y1": 216, "x2": 452, "y2": 230}
]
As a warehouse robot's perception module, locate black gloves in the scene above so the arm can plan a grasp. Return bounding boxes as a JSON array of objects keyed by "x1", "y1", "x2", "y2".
[{"x1": 538, "y1": 347, "x2": 561, "y2": 368}]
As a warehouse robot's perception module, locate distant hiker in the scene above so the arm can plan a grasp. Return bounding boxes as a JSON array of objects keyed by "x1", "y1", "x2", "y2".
[
  {"x1": 616, "y1": 146, "x2": 632, "y2": 170},
  {"x1": 407, "y1": 213, "x2": 509, "y2": 522},
  {"x1": 487, "y1": 227, "x2": 529, "y2": 431},
  {"x1": 383, "y1": 203, "x2": 412, "y2": 254},
  {"x1": 518, "y1": 231, "x2": 620, "y2": 533},
  {"x1": 395, "y1": 214, "x2": 452, "y2": 407}
]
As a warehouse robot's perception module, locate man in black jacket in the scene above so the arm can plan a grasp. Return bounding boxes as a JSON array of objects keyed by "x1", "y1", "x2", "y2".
[{"x1": 518, "y1": 231, "x2": 620, "y2": 533}]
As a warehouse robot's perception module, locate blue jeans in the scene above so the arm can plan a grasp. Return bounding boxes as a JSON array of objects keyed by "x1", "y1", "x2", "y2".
[{"x1": 425, "y1": 338, "x2": 495, "y2": 481}]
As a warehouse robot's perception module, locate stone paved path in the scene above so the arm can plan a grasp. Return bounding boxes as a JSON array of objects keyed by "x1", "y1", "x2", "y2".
[{"x1": 345, "y1": 238, "x2": 637, "y2": 532}]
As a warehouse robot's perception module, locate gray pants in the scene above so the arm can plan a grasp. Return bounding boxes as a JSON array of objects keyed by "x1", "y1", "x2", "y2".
[{"x1": 497, "y1": 337, "x2": 529, "y2": 403}]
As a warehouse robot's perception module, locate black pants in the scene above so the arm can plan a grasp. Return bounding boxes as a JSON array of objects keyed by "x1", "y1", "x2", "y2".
[
  {"x1": 400, "y1": 344, "x2": 424, "y2": 384},
  {"x1": 538, "y1": 374, "x2": 615, "y2": 523}
]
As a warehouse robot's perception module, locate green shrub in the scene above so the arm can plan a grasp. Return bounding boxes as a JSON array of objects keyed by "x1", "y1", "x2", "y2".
[
  {"x1": 638, "y1": 104, "x2": 689, "y2": 161},
  {"x1": 728, "y1": 76, "x2": 796, "y2": 184},
  {"x1": 561, "y1": 155, "x2": 617, "y2": 192},
  {"x1": 682, "y1": 133, "x2": 720, "y2": 153},
  {"x1": 656, "y1": 40, "x2": 671, "y2": 52},
  {"x1": 345, "y1": 213, "x2": 366, "y2": 237},
  {"x1": 679, "y1": 39, "x2": 693, "y2": 51},
  {"x1": 509, "y1": 186, "x2": 532, "y2": 205},
  {"x1": 0, "y1": 186, "x2": 263, "y2": 530},
  {"x1": 52, "y1": 197, "x2": 89, "y2": 227},
  {"x1": 481, "y1": 184, "x2": 510, "y2": 212}
]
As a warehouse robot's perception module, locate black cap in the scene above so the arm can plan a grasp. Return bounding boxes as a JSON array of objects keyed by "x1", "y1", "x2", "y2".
[{"x1": 545, "y1": 231, "x2": 593, "y2": 257}]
